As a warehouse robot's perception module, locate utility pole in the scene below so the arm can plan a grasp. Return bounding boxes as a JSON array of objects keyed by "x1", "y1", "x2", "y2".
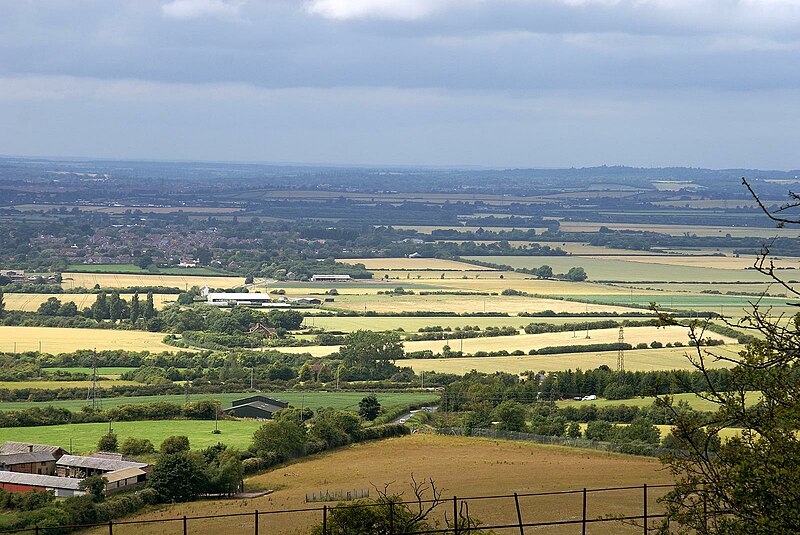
[
  {"x1": 88, "y1": 348, "x2": 99, "y2": 410},
  {"x1": 617, "y1": 326, "x2": 625, "y2": 376},
  {"x1": 184, "y1": 381, "x2": 191, "y2": 404},
  {"x1": 421, "y1": 370, "x2": 424, "y2": 389},
  {"x1": 250, "y1": 367, "x2": 255, "y2": 390}
]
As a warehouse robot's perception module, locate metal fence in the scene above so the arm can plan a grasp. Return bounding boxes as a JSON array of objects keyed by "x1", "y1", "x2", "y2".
[{"x1": 1, "y1": 483, "x2": 687, "y2": 535}]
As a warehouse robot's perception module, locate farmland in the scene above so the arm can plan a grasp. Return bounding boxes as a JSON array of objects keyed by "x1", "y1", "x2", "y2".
[
  {"x1": 337, "y1": 258, "x2": 495, "y2": 270},
  {"x1": 61, "y1": 271, "x2": 246, "y2": 290},
  {"x1": 403, "y1": 344, "x2": 743, "y2": 374},
  {"x1": 302, "y1": 315, "x2": 631, "y2": 332},
  {"x1": 556, "y1": 221, "x2": 800, "y2": 238},
  {"x1": 0, "y1": 391, "x2": 438, "y2": 413},
  {"x1": 0, "y1": 326, "x2": 176, "y2": 353},
  {"x1": 1, "y1": 292, "x2": 175, "y2": 312},
  {"x1": 96, "y1": 434, "x2": 672, "y2": 535},
  {"x1": 0, "y1": 419, "x2": 264, "y2": 454}
]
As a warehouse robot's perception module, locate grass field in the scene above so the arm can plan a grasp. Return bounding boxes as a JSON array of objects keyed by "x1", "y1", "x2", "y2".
[
  {"x1": 0, "y1": 420, "x2": 263, "y2": 454},
  {"x1": 0, "y1": 379, "x2": 141, "y2": 390},
  {"x1": 463, "y1": 255, "x2": 777, "y2": 283},
  {"x1": 61, "y1": 272, "x2": 246, "y2": 290},
  {"x1": 0, "y1": 391, "x2": 438, "y2": 412},
  {"x1": 42, "y1": 366, "x2": 139, "y2": 376},
  {"x1": 1, "y1": 293, "x2": 175, "y2": 312},
  {"x1": 94, "y1": 434, "x2": 671, "y2": 535},
  {"x1": 403, "y1": 344, "x2": 742, "y2": 374},
  {"x1": 559, "y1": 391, "x2": 758, "y2": 413},
  {"x1": 338, "y1": 258, "x2": 495, "y2": 270},
  {"x1": 0, "y1": 326, "x2": 176, "y2": 353}
]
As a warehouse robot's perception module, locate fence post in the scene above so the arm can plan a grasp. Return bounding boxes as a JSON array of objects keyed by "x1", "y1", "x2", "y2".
[
  {"x1": 389, "y1": 500, "x2": 395, "y2": 534},
  {"x1": 643, "y1": 484, "x2": 648, "y2": 535},
  {"x1": 254, "y1": 509, "x2": 259, "y2": 535},
  {"x1": 35, "y1": 526, "x2": 39, "y2": 535},
  {"x1": 703, "y1": 490, "x2": 708, "y2": 534},
  {"x1": 453, "y1": 496, "x2": 459, "y2": 535},
  {"x1": 513, "y1": 492, "x2": 524, "y2": 535},
  {"x1": 582, "y1": 488, "x2": 587, "y2": 535},
  {"x1": 322, "y1": 504, "x2": 328, "y2": 535},
  {"x1": 183, "y1": 515, "x2": 188, "y2": 535},
  {"x1": 108, "y1": 519, "x2": 113, "y2": 535}
]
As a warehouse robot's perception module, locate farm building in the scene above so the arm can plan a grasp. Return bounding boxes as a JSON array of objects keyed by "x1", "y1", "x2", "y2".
[
  {"x1": 223, "y1": 394, "x2": 289, "y2": 420},
  {"x1": 0, "y1": 452, "x2": 57, "y2": 475},
  {"x1": 206, "y1": 293, "x2": 290, "y2": 308},
  {"x1": 1, "y1": 441, "x2": 65, "y2": 460},
  {"x1": 56, "y1": 454, "x2": 149, "y2": 479},
  {"x1": 103, "y1": 467, "x2": 148, "y2": 494},
  {"x1": 311, "y1": 274, "x2": 351, "y2": 282},
  {"x1": 0, "y1": 472, "x2": 86, "y2": 498}
]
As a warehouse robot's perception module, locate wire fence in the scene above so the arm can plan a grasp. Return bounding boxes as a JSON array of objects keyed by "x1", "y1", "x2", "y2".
[{"x1": 0, "y1": 483, "x2": 699, "y2": 535}]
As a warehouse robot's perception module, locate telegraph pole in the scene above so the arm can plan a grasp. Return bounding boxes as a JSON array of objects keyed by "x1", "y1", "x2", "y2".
[{"x1": 617, "y1": 326, "x2": 625, "y2": 377}]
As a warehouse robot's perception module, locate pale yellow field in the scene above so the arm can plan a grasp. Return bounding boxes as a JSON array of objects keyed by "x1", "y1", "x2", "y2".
[
  {"x1": 586, "y1": 255, "x2": 800, "y2": 270},
  {"x1": 405, "y1": 344, "x2": 743, "y2": 374},
  {"x1": 0, "y1": 326, "x2": 177, "y2": 353},
  {"x1": 275, "y1": 325, "x2": 725, "y2": 359},
  {"x1": 325, "y1": 293, "x2": 638, "y2": 315},
  {"x1": 0, "y1": 380, "x2": 141, "y2": 390},
  {"x1": 61, "y1": 272, "x2": 246, "y2": 290},
  {"x1": 558, "y1": 221, "x2": 800, "y2": 238},
  {"x1": 434, "y1": 277, "x2": 635, "y2": 295},
  {"x1": 1, "y1": 293, "x2": 174, "y2": 312},
  {"x1": 302, "y1": 315, "x2": 627, "y2": 332},
  {"x1": 370, "y1": 269, "x2": 509, "y2": 281},
  {"x1": 91, "y1": 434, "x2": 670, "y2": 535},
  {"x1": 391, "y1": 225, "x2": 549, "y2": 233},
  {"x1": 337, "y1": 258, "x2": 495, "y2": 270}
]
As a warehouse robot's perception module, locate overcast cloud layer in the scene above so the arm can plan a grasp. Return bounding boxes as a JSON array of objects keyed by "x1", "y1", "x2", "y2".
[{"x1": 1, "y1": 0, "x2": 799, "y2": 168}]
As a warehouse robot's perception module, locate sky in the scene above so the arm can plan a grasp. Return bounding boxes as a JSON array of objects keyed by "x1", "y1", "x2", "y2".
[{"x1": 1, "y1": 0, "x2": 800, "y2": 169}]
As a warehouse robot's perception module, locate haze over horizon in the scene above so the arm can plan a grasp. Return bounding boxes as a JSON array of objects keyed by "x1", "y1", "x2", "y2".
[{"x1": 2, "y1": 0, "x2": 800, "y2": 169}]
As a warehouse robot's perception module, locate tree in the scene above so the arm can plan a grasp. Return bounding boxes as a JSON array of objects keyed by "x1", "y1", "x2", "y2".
[
  {"x1": 339, "y1": 331, "x2": 404, "y2": 378},
  {"x1": 176, "y1": 292, "x2": 194, "y2": 306},
  {"x1": 251, "y1": 419, "x2": 306, "y2": 460},
  {"x1": 129, "y1": 292, "x2": 141, "y2": 322},
  {"x1": 492, "y1": 400, "x2": 526, "y2": 431},
  {"x1": 564, "y1": 267, "x2": 588, "y2": 282},
  {"x1": 0, "y1": 290, "x2": 4, "y2": 317},
  {"x1": 358, "y1": 394, "x2": 381, "y2": 421},
  {"x1": 134, "y1": 255, "x2": 153, "y2": 270},
  {"x1": 78, "y1": 475, "x2": 106, "y2": 502},
  {"x1": 120, "y1": 437, "x2": 155, "y2": 456},
  {"x1": 57, "y1": 301, "x2": 78, "y2": 317},
  {"x1": 205, "y1": 447, "x2": 243, "y2": 496},
  {"x1": 566, "y1": 421, "x2": 582, "y2": 438},
  {"x1": 656, "y1": 178, "x2": 800, "y2": 534},
  {"x1": 149, "y1": 452, "x2": 207, "y2": 502},
  {"x1": 535, "y1": 265, "x2": 553, "y2": 279},
  {"x1": 37, "y1": 297, "x2": 62, "y2": 316},
  {"x1": 97, "y1": 432, "x2": 118, "y2": 452},
  {"x1": 90, "y1": 292, "x2": 109, "y2": 320},
  {"x1": 108, "y1": 291, "x2": 125, "y2": 322},
  {"x1": 143, "y1": 292, "x2": 156, "y2": 319},
  {"x1": 160, "y1": 435, "x2": 190, "y2": 455}
]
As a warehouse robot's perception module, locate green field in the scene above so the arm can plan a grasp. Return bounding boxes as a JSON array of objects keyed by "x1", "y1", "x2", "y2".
[
  {"x1": 463, "y1": 256, "x2": 776, "y2": 283},
  {"x1": 555, "y1": 293, "x2": 790, "y2": 314},
  {"x1": 0, "y1": 420, "x2": 264, "y2": 454},
  {"x1": 0, "y1": 391, "x2": 438, "y2": 412},
  {"x1": 65, "y1": 264, "x2": 230, "y2": 276},
  {"x1": 559, "y1": 392, "x2": 749, "y2": 412},
  {"x1": 43, "y1": 367, "x2": 139, "y2": 376}
]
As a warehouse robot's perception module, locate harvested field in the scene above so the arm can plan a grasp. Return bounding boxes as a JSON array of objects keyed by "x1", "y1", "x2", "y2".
[
  {"x1": 62, "y1": 272, "x2": 246, "y2": 290},
  {"x1": 325, "y1": 293, "x2": 639, "y2": 315},
  {"x1": 463, "y1": 256, "x2": 774, "y2": 282},
  {"x1": 88, "y1": 434, "x2": 672, "y2": 535},
  {"x1": 302, "y1": 315, "x2": 633, "y2": 332},
  {"x1": 337, "y1": 258, "x2": 495, "y2": 270},
  {"x1": 0, "y1": 379, "x2": 141, "y2": 390},
  {"x1": 1, "y1": 293, "x2": 174, "y2": 312},
  {"x1": 404, "y1": 345, "x2": 743, "y2": 374},
  {"x1": 0, "y1": 326, "x2": 177, "y2": 353},
  {"x1": 6, "y1": 204, "x2": 244, "y2": 214}
]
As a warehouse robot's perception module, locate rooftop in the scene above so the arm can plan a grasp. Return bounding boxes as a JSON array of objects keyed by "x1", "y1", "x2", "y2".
[
  {"x1": 0, "y1": 441, "x2": 63, "y2": 456},
  {"x1": 57, "y1": 455, "x2": 148, "y2": 472},
  {"x1": 0, "y1": 452, "x2": 55, "y2": 466},
  {"x1": 0, "y1": 471, "x2": 83, "y2": 490}
]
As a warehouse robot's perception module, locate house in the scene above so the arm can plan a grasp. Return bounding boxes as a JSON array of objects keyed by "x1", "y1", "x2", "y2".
[
  {"x1": 311, "y1": 274, "x2": 351, "y2": 282},
  {"x1": 206, "y1": 293, "x2": 286, "y2": 307},
  {"x1": 0, "y1": 452, "x2": 56, "y2": 475},
  {"x1": 223, "y1": 395, "x2": 289, "y2": 420},
  {"x1": 289, "y1": 297, "x2": 322, "y2": 305},
  {"x1": 0, "y1": 472, "x2": 86, "y2": 498},
  {"x1": 1, "y1": 442, "x2": 65, "y2": 460},
  {"x1": 248, "y1": 323, "x2": 278, "y2": 337},
  {"x1": 56, "y1": 455, "x2": 148, "y2": 479}
]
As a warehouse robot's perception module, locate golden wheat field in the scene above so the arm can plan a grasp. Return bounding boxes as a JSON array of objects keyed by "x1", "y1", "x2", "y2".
[
  {"x1": 0, "y1": 326, "x2": 177, "y2": 353},
  {"x1": 1, "y1": 293, "x2": 175, "y2": 312},
  {"x1": 557, "y1": 221, "x2": 800, "y2": 238},
  {"x1": 404, "y1": 344, "x2": 743, "y2": 374},
  {"x1": 61, "y1": 272, "x2": 246, "y2": 290},
  {"x1": 86, "y1": 434, "x2": 672, "y2": 535}
]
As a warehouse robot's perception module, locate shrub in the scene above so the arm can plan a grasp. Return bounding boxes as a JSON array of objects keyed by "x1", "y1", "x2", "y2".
[
  {"x1": 160, "y1": 435, "x2": 190, "y2": 454},
  {"x1": 120, "y1": 437, "x2": 155, "y2": 456},
  {"x1": 97, "y1": 432, "x2": 118, "y2": 452}
]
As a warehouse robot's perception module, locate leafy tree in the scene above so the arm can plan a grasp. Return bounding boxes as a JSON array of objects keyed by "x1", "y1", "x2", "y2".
[
  {"x1": 143, "y1": 292, "x2": 156, "y2": 319},
  {"x1": 535, "y1": 265, "x2": 553, "y2": 279},
  {"x1": 149, "y1": 452, "x2": 207, "y2": 502},
  {"x1": 90, "y1": 292, "x2": 109, "y2": 320},
  {"x1": 204, "y1": 447, "x2": 243, "y2": 496},
  {"x1": 129, "y1": 292, "x2": 141, "y2": 322},
  {"x1": 492, "y1": 400, "x2": 526, "y2": 431},
  {"x1": 134, "y1": 255, "x2": 153, "y2": 270},
  {"x1": 176, "y1": 292, "x2": 194, "y2": 306},
  {"x1": 57, "y1": 300, "x2": 78, "y2": 317},
  {"x1": 566, "y1": 421, "x2": 582, "y2": 438},
  {"x1": 266, "y1": 309, "x2": 304, "y2": 330},
  {"x1": 37, "y1": 297, "x2": 62, "y2": 316},
  {"x1": 339, "y1": 331, "x2": 403, "y2": 379},
  {"x1": 358, "y1": 394, "x2": 381, "y2": 420},
  {"x1": 656, "y1": 179, "x2": 800, "y2": 534},
  {"x1": 108, "y1": 291, "x2": 126, "y2": 322},
  {"x1": 78, "y1": 475, "x2": 107, "y2": 502},
  {"x1": 564, "y1": 267, "x2": 588, "y2": 282},
  {"x1": 251, "y1": 419, "x2": 306, "y2": 459},
  {"x1": 97, "y1": 432, "x2": 118, "y2": 452},
  {"x1": 585, "y1": 420, "x2": 614, "y2": 441},
  {"x1": 160, "y1": 435, "x2": 190, "y2": 455},
  {"x1": 120, "y1": 437, "x2": 155, "y2": 456}
]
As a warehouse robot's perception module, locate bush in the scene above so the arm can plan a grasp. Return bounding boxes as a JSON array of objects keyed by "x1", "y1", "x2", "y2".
[
  {"x1": 160, "y1": 435, "x2": 190, "y2": 454},
  {"x1": 120, "y1": 437, "x2": 155, "y2": 456},
  {"x1": 97, "y1": 432, "x2": 118, "y2": 452}
]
